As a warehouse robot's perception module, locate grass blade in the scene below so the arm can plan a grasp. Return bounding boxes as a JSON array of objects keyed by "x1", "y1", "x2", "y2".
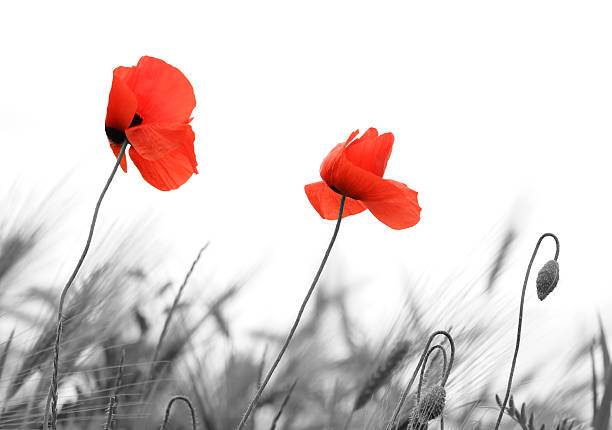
[
  {"x1": 594, "y1": 363, "x2": 612, "y2": 430},
  {"x1": 0, "y1": 329, "x2": 15, "y2": 381},
  {"x1": 599, "y1": 315, "x2": 610, "y2": 380},
  {"x1": 591, "y1": 339, "x2": 599, "y2": 427},
  {"x1": 269, "y1": 380, "x2": 297, "y2": 430}
]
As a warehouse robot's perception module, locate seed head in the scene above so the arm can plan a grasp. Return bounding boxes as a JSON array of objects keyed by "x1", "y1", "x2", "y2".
[
  {"x1": 354, "y1": 340, "x2": 411, "y2": 410},
  {"x1": 417, "y1": 385, "x2": 446, "y2": 422},
  {"x1": 536, "y1": 259, "x2": 559, "y2": 301}
]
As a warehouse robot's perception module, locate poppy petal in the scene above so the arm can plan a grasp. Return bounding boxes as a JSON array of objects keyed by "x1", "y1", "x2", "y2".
[
  {"x1": 109, "y1": 143, "x2": 127, "y2": 173},
  {"x1": 320, "y1": 144, "x2": 385, "y2": 200},
  {"x1": 113, "y1": 66, "x2": 132, "y2": 81},
  {"x1": 122, "y1": 56, "x2": 196, "y2": 124},
  {"x1": 126, "y1": 123, "x2": 192, "y2": 160},
  {"x1": 362, "y1": 180, "x2": 421, "y2": 230},
  {"x1": 345, "y1": 129, "x2": 360, "y2": 145},
  {"x1": 344, "y1": 128, "x2": 393, "y2": 177},
  {"x1": 105, "y1": 72, "x2": 138, "y2": 130},
  {"x1": 128, "y1": 128, "x2": 197, "y2": 191},
  {"x1": 305, "y1": 182, "x2": 367, "y2": 220}
]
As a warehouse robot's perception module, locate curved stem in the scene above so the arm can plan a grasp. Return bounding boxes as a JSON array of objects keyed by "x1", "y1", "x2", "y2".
[
  {"x1": 235, "y1": 195, "x2": 347, "y2": 430},
  {"x1": 492, "y1": 233, "x2": 559, "y2": 430},
  {"x1": 387, "y1": 330, "x2": 455, "y2": 430},
  {"x1": 160, "y1": 395, "x2": 197, "y2": 430},
  {"x1": 416, "y1": 344, "x2": 448, "y2": 403},
  {"x1": 44, "y1": 141, "x2": 128, "y2": 430}
]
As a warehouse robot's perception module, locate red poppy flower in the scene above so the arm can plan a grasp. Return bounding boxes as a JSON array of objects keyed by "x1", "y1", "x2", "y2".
[
  {"x1": 105, "y1": 56, "x2": 198, "y2": 191},
  {"x1": 305, "y1": 128, "x2": 421, "y2": 230}
]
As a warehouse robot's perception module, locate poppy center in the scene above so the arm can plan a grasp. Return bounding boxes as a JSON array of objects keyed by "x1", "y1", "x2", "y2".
[
  {"x1": 329, "y1": 185, "x2": 343, "y2": 195},
  {"x1": 105, "y1": 113, "x2": 143, "y2": 144},
  {"x1": 328, "y1": 184, "x2": 358, "y2": 200}
]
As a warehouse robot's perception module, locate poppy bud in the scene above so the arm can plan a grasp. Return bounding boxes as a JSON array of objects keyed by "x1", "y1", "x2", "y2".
[
  {"x1": 397, "y1": 408, "x2": 428, "y2": 430},
  {"x1": 536, "y1": 260, "x2": 559, "y2": 301},
  {"x1": 417, "y1": 385, "x2": 445, "y2": 422}
]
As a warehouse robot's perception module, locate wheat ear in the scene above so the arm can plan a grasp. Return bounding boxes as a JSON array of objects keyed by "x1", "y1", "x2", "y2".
[{"x1": 354, "y1": 340, "x2": 411, "y2": 411}]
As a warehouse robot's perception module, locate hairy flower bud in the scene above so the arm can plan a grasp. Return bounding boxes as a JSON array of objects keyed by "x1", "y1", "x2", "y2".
[
  {"x1": 536, "y1": 259, "x2": 559, "y2": 301},
  {"x1": 397, "y1": 408, "x2": 428, "y2": 430},
  {"x1": 418, "y1": 385, "x2": 446, "y2": 422}
]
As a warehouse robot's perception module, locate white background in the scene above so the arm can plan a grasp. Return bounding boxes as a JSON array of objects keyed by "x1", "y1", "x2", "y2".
[{"x1": 1, "y1": 0, "x2": 611, "y2": 400}]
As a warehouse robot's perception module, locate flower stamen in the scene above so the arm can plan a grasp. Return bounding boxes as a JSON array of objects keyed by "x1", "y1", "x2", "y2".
[{"x1": 104, "y1": 113, "x2": 143, "y2": 144}]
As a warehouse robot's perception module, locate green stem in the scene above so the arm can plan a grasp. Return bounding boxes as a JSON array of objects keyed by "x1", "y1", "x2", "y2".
[
  {"x1": 44, "y1": 140, "x2": 128, "y2": 430},
  {"x1": 234, "y1": 195, "x2": 347, "y2": 430}
]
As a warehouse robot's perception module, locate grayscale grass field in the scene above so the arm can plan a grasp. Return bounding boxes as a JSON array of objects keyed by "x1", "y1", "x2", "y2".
[{"x1": 0, "y1": 192, "x2": 609, "y2": 430}]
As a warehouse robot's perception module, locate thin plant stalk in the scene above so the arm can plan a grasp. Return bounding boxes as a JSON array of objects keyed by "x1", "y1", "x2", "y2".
[
  {"x1": 0, "y1": 329, "x2": 15, "y2": 382},
  {"x1": 160, "y1": 395, "x2": 197, "y2": 430},
  {"x1": 269, "y1": 380, "x2": 298, "y2": 430},
  {"x1": 148, "y1": 243, "x2": 209, "y2": 382},
  {"x1": 386, "y1": 330, "x2": 455, "y2": 430},
  {"x1": 416, "y1": 344, "x2": 448, "y2": 403},
  {"x1": 235, "y1": 195, "x2": 347, "y2": 430},
  {"x1": 492, "y1": 233, "x2": 559, "y2": 430},
  {"x1": 104, "y1": 349, "x2": 126, "y2": 430},
  {"x1": 23, "y1": 372, "x2": 48, "y2": 428},
  {"x1": 256, "y1": 345, "x2": 268, "y2": 388},
  {"x1": 342, "y1": 410, "x2": 355, "y2": 430},
  {"x1": 44, "y1": 140, "x2": 129, "y2": 430},
  {"x1": 591, "y1": 340, "x2": 599, "y2": 427},
  {"x1": 327, "y1": 380, "x2": 341, "y2": 430},
  {"x1": 250, "y1": 345, "x2": 269, "y2": 430}
]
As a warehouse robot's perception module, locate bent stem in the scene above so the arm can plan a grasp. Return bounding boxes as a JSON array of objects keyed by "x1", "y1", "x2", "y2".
[
  {"x1": 386, "y1": 330, "x2": 455, "y2": 430},
  {"x1": 492, "y1": 233, "x2": 559, "y2": 430},
  {"x1": 235, "y1": 195, "x2": 347, "y2": 430},
  {"x1": 160, "y1": 396, "x2": 197, "y2": 430},
  {"x1": 44, "y1": 140, "x2": 129, "y2": 430},
  {"x1": 416, "y1": 344, "x2": 448, "y2": 403}
]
